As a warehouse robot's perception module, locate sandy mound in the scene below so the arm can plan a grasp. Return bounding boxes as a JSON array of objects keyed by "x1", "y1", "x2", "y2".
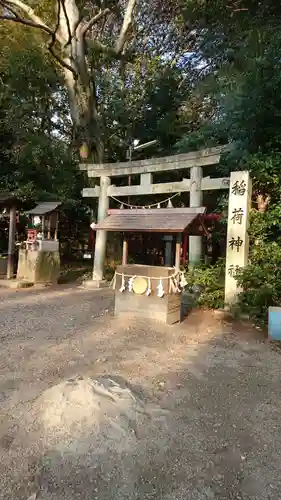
[
  {"x1": 20, "y1": 376, "x2": 168, "y2": 500},
  {"x1": 32, "y1": 375, "x2": 147, "y2": 449}
]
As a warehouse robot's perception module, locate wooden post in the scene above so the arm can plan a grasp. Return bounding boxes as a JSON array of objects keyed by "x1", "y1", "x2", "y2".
[
  {"x1": 54, "y1": 213, "x2": 59, "y2": 241},
  {"x1": 122, "y1": 235, "x2": 129, "y2": 265},
  {"x1": 42, "y1": 215, "x2": 45, "y2": 239},
  {"x1": 7, "y1": 205, "x2": 16, "y2": 280},
  {"x1": 182, "y1": 234, "x2": 188, "y2": 265},
  {"x1": 163, "y1": 235, "x2": 173, "y2": 266},
  {"x1": 175, "y1": 233, "x2": 182, "y2": 270},
  {"x1": 128, "y1": 173, "x2": 131, "y2": 206},
  {"x1": 47, "y1": 217, "x2": 51, "y2": 240}
]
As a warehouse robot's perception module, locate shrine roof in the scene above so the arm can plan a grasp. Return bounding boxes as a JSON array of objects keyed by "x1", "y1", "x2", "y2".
[
  {"x1": 93, "y1": 207, "x2": 207, "y2": 233},
  {"x1": 27, "y1": 201, "x2": 61, "y2": 216},
  {"x1": 0, "y1": 192, "x2": 21, "y2": 207}
]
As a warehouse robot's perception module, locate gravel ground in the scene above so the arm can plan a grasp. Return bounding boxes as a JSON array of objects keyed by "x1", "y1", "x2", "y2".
[{"x1": 0, "y1": 285, "x2": 281, "y2": 499}]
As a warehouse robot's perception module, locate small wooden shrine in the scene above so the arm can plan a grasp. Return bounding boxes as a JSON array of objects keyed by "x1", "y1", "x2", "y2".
[
  {"x1": 17, "y1": 201, "x2": 61, "y2": 285},
  {"x1": 93, "y1": 207, "x2": 207, "y2": 324},
  {"x1": 26, "y1": 201, "x2": 60, "y2": 245}
]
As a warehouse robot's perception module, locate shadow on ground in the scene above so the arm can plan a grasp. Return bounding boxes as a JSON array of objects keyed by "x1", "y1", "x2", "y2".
[{"x1": 0, "y1": 288, "x2": 280, "y2": 500}]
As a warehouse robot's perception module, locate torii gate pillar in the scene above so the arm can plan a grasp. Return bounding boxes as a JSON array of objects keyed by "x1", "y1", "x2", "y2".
[
  {"x1": 92, "y1": 176, "x2": 110, "y2": 285},
  {"x1": 189, "y1": 166, "x2": 203, "y2": 266}
]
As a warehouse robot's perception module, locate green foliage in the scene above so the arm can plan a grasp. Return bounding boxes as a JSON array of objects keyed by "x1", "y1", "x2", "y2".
[
  {"x1": 175, "y1": 121, "x2": 228, "y2": 153},
  {"x1": 235, "y1": 157, "x2": 281, "y2": 324},
  {"x1": 174, "y1": 2, "x2": 281, "y2": 325},
  {"x1": 247, "y1": 154, "x2": 281, "y2": 204},
  {"x1": 185, "y1": 259, "x2": 225, "y2": 309},
  {"x1": 0, "y1": 25, "x2": 84, "y2": 204},
  {"x1": 248, "y1": 205, "x2": 281, "y2": 242},
  {"x1": 99, "y1": 57, "x2": 195, "y2": 162},
  {"x1": 0, "y1": 24, "x2": 90, "y2": 258},
  {"x1": 236, "y1": 240, "x2": 281, "y2": 325},
  {"x1": 103, "y1": 265, "x2": 116, "y2": 282}
]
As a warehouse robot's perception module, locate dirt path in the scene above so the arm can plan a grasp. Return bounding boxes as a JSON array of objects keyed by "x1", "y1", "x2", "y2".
[{"x1": 0, "y1": 286, "x2": 281, "y2": 499}]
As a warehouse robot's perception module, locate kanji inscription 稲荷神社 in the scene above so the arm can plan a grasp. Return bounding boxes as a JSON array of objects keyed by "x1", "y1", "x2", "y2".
[{"x1": 225, "y1": 171, "x2": 252, "y2": 305}]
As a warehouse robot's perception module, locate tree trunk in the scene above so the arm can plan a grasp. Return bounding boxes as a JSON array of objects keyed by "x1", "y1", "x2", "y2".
[
  {"x1": 0, "y1": 0, "x2": 137, "y2": 164},
  {"x1": 59, "y1": 0, "x2": 104, "y2": 163},
  {"x1": 63, "y1": 52, "x2": 103, "y2": 163}
]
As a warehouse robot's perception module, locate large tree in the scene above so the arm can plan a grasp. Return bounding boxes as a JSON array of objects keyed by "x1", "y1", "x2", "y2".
[{"x1": 0, "y1": 0, "x2": 190, "y2": 162}]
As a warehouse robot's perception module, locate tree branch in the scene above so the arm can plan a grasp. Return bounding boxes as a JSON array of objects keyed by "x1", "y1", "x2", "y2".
[
  {"x1": 0, "y1": 17, "x2": 76, "y2": 74},
  {"x1": 60, "y1": 0, "x2": 73, "y2": 46},
  {"x1": 115, "y1": 0, "x2": 137, "y2": 54},
  {"x1": 48, "y1": 45, "x2": 77, "y2": 75},
  {"x1": 46, "y1": 0, "x2": 76, "y2": 75},
  {"x1": 88, "y1": 38, "x2": 134, "y2": 62},
  {"x1": 80, "y1": 7, "x2": 110, "y2": 37},
  {"x1": 0, "y1": 0, "x2": 76, "y2": 74},
  {"x1": 48, "y1": 0, "x2": 61, "y2": 54},
  {"x1": 0, "y1": 1, "x2": 18, "y2": 18},
  {"x1": 0, "y1": 0, "x2": 64, "y2": 44},
  {"x1": 0, "y1": 13, "x2": 52, "y2": 33}
]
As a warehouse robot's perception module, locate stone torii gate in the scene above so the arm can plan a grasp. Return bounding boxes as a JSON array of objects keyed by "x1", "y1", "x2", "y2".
[{"x1": 80, "y1": 145, "x2": 231, "y2": 287}]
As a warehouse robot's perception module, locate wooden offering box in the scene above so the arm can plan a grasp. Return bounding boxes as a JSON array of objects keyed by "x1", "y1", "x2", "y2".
[{"x1": 114, "y1": 264, "x2": 182, "y2": 325}]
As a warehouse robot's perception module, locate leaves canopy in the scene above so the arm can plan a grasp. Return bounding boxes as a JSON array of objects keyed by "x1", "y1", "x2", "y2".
[{"x1": 0, "y1": 23, "x2": 81, "y2": 202}]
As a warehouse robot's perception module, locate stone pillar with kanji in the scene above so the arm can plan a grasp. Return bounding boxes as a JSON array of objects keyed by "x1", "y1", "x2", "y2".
[{"x1": 225, "y1": 171, "x2": 252, "y2": 305}]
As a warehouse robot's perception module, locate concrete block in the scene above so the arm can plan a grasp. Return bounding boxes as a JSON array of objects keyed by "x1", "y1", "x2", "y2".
[
  {"x1": 17, "y1": 249, "x2": 60, "y2": 285},
  {"x1": 268, "y1": 307, "x2": 281, "y2": 340}
]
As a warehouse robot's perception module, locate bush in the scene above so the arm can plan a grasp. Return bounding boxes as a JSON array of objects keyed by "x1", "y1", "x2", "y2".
[
  {"x1": 236, "y1": 240, "x2": 281, "y2": 324},
  {"x1": 235, "y1": 206, "x2": 281, "y2": 325},
  {"x1": 185, "y1": 259, "x2": 225, "y2": 309}
]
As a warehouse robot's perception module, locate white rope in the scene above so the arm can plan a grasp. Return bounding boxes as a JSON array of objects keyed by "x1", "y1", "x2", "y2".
[
  {"x1": 110, "y1": 192, "x2": 180, "y2": 209},
  {"x1": 111, "y1": 268, "x2": 187, "y2": 292},
  {"x1": 113, "y1": 268, "x2": 183, "y2": 280}
]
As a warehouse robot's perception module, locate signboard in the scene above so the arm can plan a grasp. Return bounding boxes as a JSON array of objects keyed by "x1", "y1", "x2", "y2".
[
  {"x1": 225, "y1": 171, "x2": 252, "y2": 305},
  {"x1": 27, "y1": 229, "x2": 37, "y2": 242}
]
